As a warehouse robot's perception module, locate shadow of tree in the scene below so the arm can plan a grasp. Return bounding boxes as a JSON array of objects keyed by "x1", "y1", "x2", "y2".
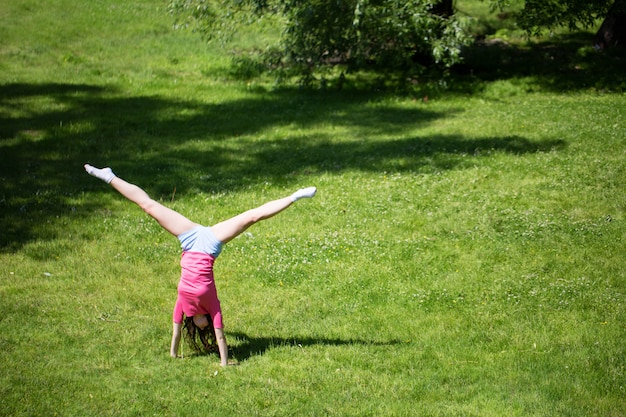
[
  {"x1": 226, "y1": 332, "x2": 403, "y2": 363},
  {"x1": 455, "y1": 32, "x2": 626, "y2": 93},
  {"x1": 0, "y1": 82, "x2": 565, "y2": 252}
]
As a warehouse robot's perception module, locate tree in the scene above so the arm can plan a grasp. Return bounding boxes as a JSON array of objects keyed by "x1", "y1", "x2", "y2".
[
  {"x1": 169, "y1": 0, "x2": 623, "y2": 86},
  {"x1": 168, "y1": 0, "x2": 471, "y2": 80},
  {"x1": 594, "y1": 0, "x2": 626, "y2": 49},
  {"x1": 490, "y1": 0, "x2": 626, "y2": 48}
]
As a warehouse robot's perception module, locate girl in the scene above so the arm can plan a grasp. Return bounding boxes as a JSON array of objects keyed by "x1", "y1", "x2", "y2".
[{"x1": 84, "y1": 164, "x2": 316, "y2": 366}]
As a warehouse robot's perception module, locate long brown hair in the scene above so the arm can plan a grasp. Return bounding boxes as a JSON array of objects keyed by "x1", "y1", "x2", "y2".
[{"x1": 182, "y1": 315, "x2": 219, "y2": 354}]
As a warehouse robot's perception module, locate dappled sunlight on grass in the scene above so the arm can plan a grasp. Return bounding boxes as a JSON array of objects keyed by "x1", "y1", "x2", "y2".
[
  {"x1": 0, "y1": 81, "x2": 570, "y2": 252},
  {"x1": 1, "y1": 0, "x2": 625, "y2": 416}
]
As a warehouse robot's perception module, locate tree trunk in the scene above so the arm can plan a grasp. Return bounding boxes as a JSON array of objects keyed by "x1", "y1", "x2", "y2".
[
  {"x1": 594, "y1": 0, "x2": 626, "y2": 49},
  {"x1": 431, "y1": 0, "x2": 454, "y2": 18}
]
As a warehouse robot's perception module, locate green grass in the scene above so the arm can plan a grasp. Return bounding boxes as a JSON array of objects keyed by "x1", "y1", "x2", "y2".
[{"x1": 1, "y1": 0, "x2": 625, "y2": 416}]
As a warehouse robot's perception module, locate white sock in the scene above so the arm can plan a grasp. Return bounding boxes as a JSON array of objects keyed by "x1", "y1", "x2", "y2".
[
  {"x1": 291, "y1": 186, "x2": 316, "y2": 202},
  {"x1": 84, "y1": 164, "x2": 116, "y2": 184}
]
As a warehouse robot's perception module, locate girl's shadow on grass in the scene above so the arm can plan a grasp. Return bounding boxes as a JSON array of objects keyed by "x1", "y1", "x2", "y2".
[{"x1": 228, "y1": 332, "x2": 402, "y2": 362}]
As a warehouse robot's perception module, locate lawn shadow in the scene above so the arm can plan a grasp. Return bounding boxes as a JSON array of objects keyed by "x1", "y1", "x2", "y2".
[
  {"x1": 454, "y1": 32, "x2": 626, "y2": 93},
  {"x1": 242, "y1": 133, "x2": 566, "y2": 177},
  {"x1": 227, "y1": 332, "x2": 403, "y2": 363},
  {"x1": 0, "y1": 82, "x2": 566, "y2": 252}
]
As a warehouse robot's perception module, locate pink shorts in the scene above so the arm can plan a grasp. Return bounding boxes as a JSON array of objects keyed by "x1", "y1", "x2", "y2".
[{"x1": 172, "y1": 251, "x2": 224, "y2": 328}]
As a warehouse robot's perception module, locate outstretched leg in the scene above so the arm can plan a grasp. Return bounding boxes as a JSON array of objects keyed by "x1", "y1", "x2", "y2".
[
  {"x1": 211, "y1": 187, "x2": 316, "y2": 244},
  {"x1": 84, "y1": 164, "x2": 197, "y2": 236}
]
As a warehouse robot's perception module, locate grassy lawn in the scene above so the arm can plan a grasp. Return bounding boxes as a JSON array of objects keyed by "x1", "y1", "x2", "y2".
[{"x1": 1, "y1": 0, "x2": 625, "y2": 416}]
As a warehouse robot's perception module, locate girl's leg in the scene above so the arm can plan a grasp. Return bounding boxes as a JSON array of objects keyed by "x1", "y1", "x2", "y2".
[
  {"x1": 211, "y1": 187, "x2": 316, "y2": 244},
  {"x1": 108, "y1": 177, "x2": 198, "y2": 236},
  {"x1": 85, "y1": 164, "x2": 197, "y2": 236}
]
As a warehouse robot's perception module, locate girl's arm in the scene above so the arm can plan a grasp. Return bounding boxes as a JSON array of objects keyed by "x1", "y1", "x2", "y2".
[
  {"x1": 215, "y1": 328, "x2": 229, "y2": 366},
  {"x1": 170, "y1": 322, "x2": 182, "y2": 358}
]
